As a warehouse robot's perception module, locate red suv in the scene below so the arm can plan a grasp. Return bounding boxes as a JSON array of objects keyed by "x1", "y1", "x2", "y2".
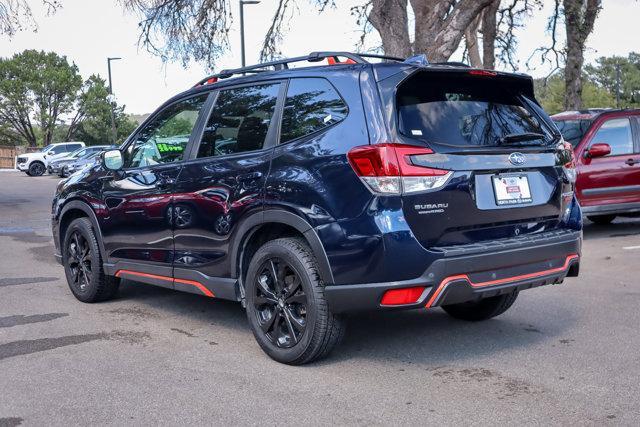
[{"x1": 552, "y1": 109, "x2": 640, "y2": 224}]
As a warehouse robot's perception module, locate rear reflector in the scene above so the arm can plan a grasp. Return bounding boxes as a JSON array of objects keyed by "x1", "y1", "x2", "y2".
[
  {"x1": 347, "y1": 143, "x2": 452, "y2": 195},
  {"x1": 380, "y1": 286, "x2": 426, "y2": 306}
]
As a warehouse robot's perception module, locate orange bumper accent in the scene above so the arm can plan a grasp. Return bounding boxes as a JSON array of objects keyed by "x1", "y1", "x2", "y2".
[
  {"x1": 424, "y1": 254, "x2": 579, "y2": 308},
  {"x1": 115, "y1": 270, "x2": 214, "y2": 298}
]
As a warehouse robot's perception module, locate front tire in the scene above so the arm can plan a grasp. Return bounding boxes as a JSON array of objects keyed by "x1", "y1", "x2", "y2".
[
  {"x1": 587, "y1": 215, "x2": 616, "y2": 225},
  {"x1": 62, "y1": 218, "x2": 119, "y2": 303},
  {"x1": 442, "y1": 291, "x2": 518, "y2": 321},
  {"x1": 28, "y1": 161, "x2": 45, "y2": 176},
  {"x1": 245, "y1": 238, "x2": 345, "y2": 365}
]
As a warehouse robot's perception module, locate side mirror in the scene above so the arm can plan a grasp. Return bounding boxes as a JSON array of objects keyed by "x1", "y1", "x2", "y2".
[
  {"x1": 586, "y1": 143, "x2": 611, "y2": 159},
  {"x1": 47, "y1": 150, "x2": 55, "y2": 156},
  {"x1": 102, "y1": 149, "x2": 124, "y2": 171}
]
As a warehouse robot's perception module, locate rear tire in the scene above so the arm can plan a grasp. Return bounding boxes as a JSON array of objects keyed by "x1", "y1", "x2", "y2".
[
  {"x1": 28, "y1": 161, "x2": 45, "y2": 176},
  {"x1": 442, "y1": 291, "x2": 518, "y2": 321},
  {"x1": 587, "y1": 215, "x2": 615, "y2": 225},
  {"x1": 62, "y1": 217, "x2": 120, "y2": 303},
  {"x1": 245, "y1": 237, "x2": 345, "y2": 365}
]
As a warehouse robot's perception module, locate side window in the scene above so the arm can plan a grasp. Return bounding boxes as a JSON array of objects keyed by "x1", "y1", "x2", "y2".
[
  {"x1": 197, "y1": 83, "x2": 280, "y2": 158},
  {"x1": 591, "y1": 118, "x2": 634, "y2": 156},
  {"x1": 124, "y1": 94, "x2": 208, "y2": 168},
  {"x1": 51, "y1": 145, "x2": 68, "y2": 154},
  {"x1": 68, "y1": 144, "x2": 83, "y2": 152},
  {"x1": 280, "y1": 78, "x2": 348, "y2": 143}
]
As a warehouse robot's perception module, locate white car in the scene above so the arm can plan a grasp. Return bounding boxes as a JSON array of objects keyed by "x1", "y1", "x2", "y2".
[{"x1": 16, "y1": 142, "x2": 85, "y2": 176}]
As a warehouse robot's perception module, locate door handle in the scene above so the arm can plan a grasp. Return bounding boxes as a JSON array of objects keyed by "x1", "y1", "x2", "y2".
[
  {"x1": 625, "y1": 158, "x2": 639, "y2": 166},
  {"x1": 237, "y1": 171, "x2": 263, "y2": 181}
]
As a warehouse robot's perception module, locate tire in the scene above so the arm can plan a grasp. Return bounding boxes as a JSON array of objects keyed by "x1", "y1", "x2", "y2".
[
  {"x1": 245, "y1": 237, "x2": 345, "y2": 365},
  {"x1": 442, "y1": 290, "x2": 519, "y2": 321},
  {"x1": 62, "y1": 217, "x2": 120, "y2": 303},
  {"x1": 28, "y1": 161, "x2": 45, "y2": 176},
  {"x1": 587, "y1": 215, "x2": 616, "y2": 225}
]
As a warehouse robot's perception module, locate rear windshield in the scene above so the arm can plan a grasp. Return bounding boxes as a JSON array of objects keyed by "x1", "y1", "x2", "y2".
[
  {"x1": 552, "y1": 119, "x2": 592, "y2": 147},
  {"x1": 397, "y1": 73, "x2": 551, "y2": 147}
]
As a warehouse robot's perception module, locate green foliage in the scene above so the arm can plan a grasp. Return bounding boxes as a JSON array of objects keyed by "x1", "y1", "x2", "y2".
[
  {"x1": 0, "y1": 50, "x2": 136, "y2": 147},
  {"x1": 585, "y1": 52, "x2": 640, "y2": 108},
  {"x1": 535, "y1": 73, "x2": 617, "y2": 115},
  {"x1": 0, "y1": 50, "x2": 82, "y2": 146},
  {"x1": 68, "y1": 75, "x2": 137, "y2": 145}
]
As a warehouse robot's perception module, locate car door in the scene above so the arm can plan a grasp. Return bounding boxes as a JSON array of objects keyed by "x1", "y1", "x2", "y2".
[
  {"x1": 171, "y1": 82, "x2": 283, "y2": 299},
  {"x1": 99, "y1": 92, "x2": 210, "y2": 285},
  {"x1": 576, "y1": 116, "x2": 640, "y2": 208}
]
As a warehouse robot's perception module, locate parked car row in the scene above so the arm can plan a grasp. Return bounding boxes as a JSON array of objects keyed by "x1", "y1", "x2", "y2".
[
  {"x1": 16, "y1": 143, "x2": 114, "y2": 177},
  {"x1": 48, "y1": 145, "x2": 115, "y2": 177}
]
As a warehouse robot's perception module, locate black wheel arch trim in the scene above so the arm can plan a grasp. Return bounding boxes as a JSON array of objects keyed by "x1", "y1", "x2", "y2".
[
  {"x1": 231, "y1": 209, "x2": 335, "y2": 287},
  {"x1": 58, "y1": 199, "x2": 107, "y2": 261}
]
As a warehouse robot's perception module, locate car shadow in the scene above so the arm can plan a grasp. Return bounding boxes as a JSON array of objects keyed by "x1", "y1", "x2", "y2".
[
  {"x1": 108, "y1": 279, "x2": 573, "y2": 365},
  {"x1": 582, "y1": 217, "x2": 640, "y2": 240},
  {"x1": 107, "y1": 280, "x2": 250, "y2": 333}
]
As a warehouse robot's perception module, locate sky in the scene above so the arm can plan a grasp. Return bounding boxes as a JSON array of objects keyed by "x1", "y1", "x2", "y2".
[{"x1": 1, "y1": 0, "x2": 638, "y2": 115}]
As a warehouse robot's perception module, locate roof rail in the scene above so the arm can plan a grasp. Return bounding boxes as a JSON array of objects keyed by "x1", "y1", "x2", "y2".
[{"x1": 193, "y1": 51, "x2": 405, "y2": 87}]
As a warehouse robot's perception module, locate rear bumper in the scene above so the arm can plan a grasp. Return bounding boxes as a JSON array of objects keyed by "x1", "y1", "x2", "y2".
[{"x1": 324, "y1": 229, "x2": 581, "y2": 313}]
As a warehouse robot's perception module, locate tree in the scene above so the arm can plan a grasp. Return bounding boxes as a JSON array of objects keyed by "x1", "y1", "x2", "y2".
[
  {"x1": 534, "y1": 73, "x2": 615, "y2": 115},
  {"x1": 531, "y1": 0, "x2": 602, "y2": 110},
  {"x1": 464, "y1": 0, "x2": 542, "y2": 70},
  {"x1": 67, "y1": 75, "x2": 137, "y2": 145},
  {"x1": 0, "y1": 50, "x2": 82, "y2": 146},
  {"x1": 123, "y1": 0, "x2": 516, "y2": 68},
  {"x1": 585, "y1": 53, "x2": 640, "y2": 108},
  {"x1": 0, "y1": 0, "x2": 60, "y2": 37}
]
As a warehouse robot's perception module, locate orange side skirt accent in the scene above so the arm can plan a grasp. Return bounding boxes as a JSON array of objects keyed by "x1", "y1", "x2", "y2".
[
  {"x1": 424, "y1": 254, "x2": 579, "y2": 309},
  {"x1": 115, "y1": 269, "x2": 214, "y2": 298}
]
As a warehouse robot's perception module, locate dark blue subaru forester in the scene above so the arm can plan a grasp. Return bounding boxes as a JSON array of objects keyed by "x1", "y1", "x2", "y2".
[{"x1": 52, "y1": 52, "x2": 582, "y2": 364}]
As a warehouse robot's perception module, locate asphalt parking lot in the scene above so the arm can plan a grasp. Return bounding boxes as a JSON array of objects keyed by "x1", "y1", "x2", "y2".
[{"x1": 1, "y1": 170, "x2": 639, "y2": 426}]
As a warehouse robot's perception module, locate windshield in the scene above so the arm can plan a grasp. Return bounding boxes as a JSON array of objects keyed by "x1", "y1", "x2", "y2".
[
  {"x1": 397, "y1": 74, "x2": 551, "y2": 147},
  {"x1": 69, "y1": 148, "x2": 87, "y2": 158},
  {"x1": 40, "y1": 144, "x2": 54, "y2": 153},
  {"x1": 552, "y1": 119, "x2": 592, "y2": 147}
]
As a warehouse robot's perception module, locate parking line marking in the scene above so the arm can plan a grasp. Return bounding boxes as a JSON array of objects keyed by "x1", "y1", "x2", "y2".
[{"x1": 622, "y1": 245, "x2": 640, "y2": 250}]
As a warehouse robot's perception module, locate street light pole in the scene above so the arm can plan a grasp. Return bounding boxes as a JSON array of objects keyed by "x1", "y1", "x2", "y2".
[
  {"x1": 239, "y1": 0, "x2": 260, "y2": 67},
  {"x1": 107, "y1": 57, "x2": 122, "y2": 145}
]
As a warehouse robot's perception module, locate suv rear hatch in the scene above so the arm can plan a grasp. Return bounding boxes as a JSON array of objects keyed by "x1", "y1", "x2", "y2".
[{"x1": 382, "y1": 69, "x2": 574, "y2": 248}]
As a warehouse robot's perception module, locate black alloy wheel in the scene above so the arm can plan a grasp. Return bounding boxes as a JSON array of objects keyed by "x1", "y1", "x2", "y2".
[
  {"x1": 66, "y1": 230, "x2": 93, "y2": 294},
  {"x1": 62, "y1": 217, "x2": 120, "y2": 303},
  {"x1": 28, "y1": 162, "x2": 45, "y2": 176},
  {"x1": 253, "y1": 257, "x2": 308, "y2": 348},
  {"x1": 245, "y1": 238, "x2": 345, "y2": 365}
]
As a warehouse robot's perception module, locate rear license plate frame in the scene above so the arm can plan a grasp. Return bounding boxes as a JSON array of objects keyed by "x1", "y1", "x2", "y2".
[{"x1": 492, "y1": 173, "x2": 533, "y2": 206}]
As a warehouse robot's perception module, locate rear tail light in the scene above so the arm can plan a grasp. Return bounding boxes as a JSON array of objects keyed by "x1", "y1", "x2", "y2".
[
  {"x1": 560, "y1": 139, "x2": 577, "y2": 184},
  {"x1": 381, "y1": 286, "x2": 426, "y2": 306},
  {"x1": 347, "y1": 143, "x2": 452, "y2": 195}
]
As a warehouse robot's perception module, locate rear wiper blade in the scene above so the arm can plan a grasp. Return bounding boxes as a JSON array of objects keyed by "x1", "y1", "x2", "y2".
[{"x1": 498, "y1": 132, "x2": 546, "y2": 145}]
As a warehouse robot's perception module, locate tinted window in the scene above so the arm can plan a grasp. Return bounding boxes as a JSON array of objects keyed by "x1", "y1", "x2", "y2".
[
  {"x1": 553, "y1": 119, "x2": 593, "y2": 147},
  {"x1": 280, "y1": 78, "x2": 348, "y2": 143},
  {"x1": 67, "y1": 143, "x2": 83, "y2": 151},
  {"x1": 71, "y1": 148, "x2": 88, "y2": 158},
  {"x1": 591, "y1": 118, "x2": 634, "y2": 156},
  {"x1": 125, "y1": 94, "x2": 208, "y2": 168},
  {"x1": 51, "y1": 145, "x2": 68, "y2": 154},
  {"x1": 197, "y1": 83, "x2": 280, "y2": 158},
  {"x1": 397, "y1": 73, "x2": 550, "y2": 147}
]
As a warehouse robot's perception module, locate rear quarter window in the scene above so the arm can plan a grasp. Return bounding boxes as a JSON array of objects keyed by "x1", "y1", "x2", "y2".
[{"x1": 280, "y1": 78, "x2": 348, "y2": 143}]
